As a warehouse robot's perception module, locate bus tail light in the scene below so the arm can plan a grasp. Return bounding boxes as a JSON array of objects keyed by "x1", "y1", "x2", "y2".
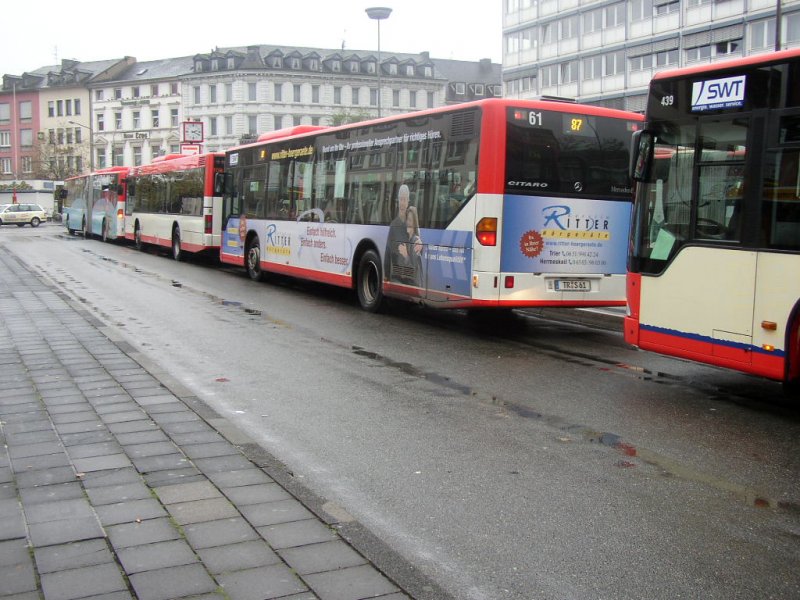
[
  {"x1": 204, "y1": 214, "x2": 213, "y2": 234},
  {"x1": 117, "y1": 208, "x2": 124, "y2": 219},
  {"x1": 476, "y1": 217, "x2": 497, "y2": 246}
]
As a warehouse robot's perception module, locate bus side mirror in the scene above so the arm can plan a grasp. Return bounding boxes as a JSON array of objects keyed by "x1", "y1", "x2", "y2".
[
  {"x1": 58, "y1": 188, "x2": 68, "y2": 200},
  {"x1": 630, "y1": 130, "x2": 654, "y2": 182}
]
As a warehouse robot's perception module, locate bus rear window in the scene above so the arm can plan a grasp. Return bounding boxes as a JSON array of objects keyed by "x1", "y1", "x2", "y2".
[{"x1": 505, "y1": 108, "x2": 635, "y2": 199}]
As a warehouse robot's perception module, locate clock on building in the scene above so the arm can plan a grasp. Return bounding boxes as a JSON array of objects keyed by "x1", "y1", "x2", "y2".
[{"x1": 182, "y1": 121, "x2": 204, "y2": 143}]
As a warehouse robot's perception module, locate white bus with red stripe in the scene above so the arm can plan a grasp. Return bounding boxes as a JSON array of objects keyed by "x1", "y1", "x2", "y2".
[
  {"x1": 627, "y1": 48, "x2": 800, "y2": 393},
  {"x1": 124, "y1": 153, "x2": 225, "y2": 261},
  {"x1": 220, "y1": 99, "x2": 641, "y2": 312}
]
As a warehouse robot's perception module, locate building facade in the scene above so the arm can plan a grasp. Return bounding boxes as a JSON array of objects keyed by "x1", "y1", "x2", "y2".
[
  {"x1": 502, "y1": 0, "x2": 800, "y2": 111},
  {"x1": 1, "y1": 47, "x2": 501, "y2": 176}
]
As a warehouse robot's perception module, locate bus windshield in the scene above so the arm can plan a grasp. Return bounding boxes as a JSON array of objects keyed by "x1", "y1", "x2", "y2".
[{"x1": 505, "y1": 108, "x2": 637, "y2": 199}]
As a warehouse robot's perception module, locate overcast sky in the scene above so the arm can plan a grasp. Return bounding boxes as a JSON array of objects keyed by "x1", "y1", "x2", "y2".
[{"x1": 1, "y1": 0, "x2": 503, "y2": 76}]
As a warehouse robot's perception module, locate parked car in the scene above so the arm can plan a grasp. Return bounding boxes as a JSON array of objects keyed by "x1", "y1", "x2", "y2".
[{"x1": 0, "y1": 203, "x2": 47, "y2": 227}]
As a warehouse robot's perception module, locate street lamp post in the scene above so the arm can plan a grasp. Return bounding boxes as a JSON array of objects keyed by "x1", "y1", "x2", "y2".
[
  {"x1": 68, "y1": 119, "x2": 94, "y2": 172},
  {"x1": 366, "y1": 6, "x2": 392, "y2": 118}
]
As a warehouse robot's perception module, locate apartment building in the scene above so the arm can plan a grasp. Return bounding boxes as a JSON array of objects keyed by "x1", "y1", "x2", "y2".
[
  {"x1": 1, "y1": 46, "x2": 500, "y2": 176},
  {"x1": 502, "y1": 0, "x2": 800, "y2": 111}
]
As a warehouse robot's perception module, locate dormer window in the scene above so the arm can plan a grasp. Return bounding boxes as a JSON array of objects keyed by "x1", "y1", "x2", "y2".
[
  {"x1": 388, "y1": 63, "x2": 398, "y2": 75},
  {"x1": 332, "y1": 61, "x2": 341, "y2": 72},
  {"x1": 227, "y1": 57, "x2": 236, "y2": 69},
  {"x1": 272, "y1": 57, "x2": 282, "y2": 68},
  {"x1": 424, "y1": 66, "x2": 432, "y2": 77},
  {"x1": 212, "y1": 60, "x2": 220, "y2": 71},
  {"x1": 309, "y1": 59, "x2": 319, "y2": 70},
  {"x1": 292, "y1": 58, "x2": 301, "y2": 69},
  {"x1": 195, "y1": 61, "x2": 204, "y2": 73},
  {"x1": 366, "y1": 62, "x2": 376, "y2": 74},
  {"x1": 350, "y1": 61, "x2": 360, "y2": 73},
  {"x1": 406, "y1": 65, "x2": 414, "y2": 76}
]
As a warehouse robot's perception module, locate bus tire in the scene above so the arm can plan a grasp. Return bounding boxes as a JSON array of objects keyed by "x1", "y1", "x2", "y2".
[
  {"x1": 134, "y1": 224, "x2": 144, "y2": 251},
  {"x1": 356, "y1": 249, "x2": 384, "y2": 312},
  {"x1": 784, "y1": 317, "x2": 800, "y2": 399},
  {"x1": 172, "y1": 227, "x2": 184, "y2": 261},
  {"x1": 82, "y1": 217, "x2": 88, "y2": 238},
  {"x1": 246, "y1": 235, "x2": 265, "y2": 281},
  {"x1": 101, "y1": 219, "x2": 109, "y2": 242}
]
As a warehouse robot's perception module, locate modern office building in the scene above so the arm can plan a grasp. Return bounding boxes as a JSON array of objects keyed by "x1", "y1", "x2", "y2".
[{"x1": 502, "y1": 0, "x2": 799, "y2": 111}]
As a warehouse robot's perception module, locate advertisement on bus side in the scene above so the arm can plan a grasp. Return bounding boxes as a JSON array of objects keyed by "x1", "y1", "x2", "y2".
[
  {"x1": 500, "y1": 195, "x2": 631, "y2": 274},
  {"x1": 222, "y1": 218, "x2": 472, "y2": 298}
]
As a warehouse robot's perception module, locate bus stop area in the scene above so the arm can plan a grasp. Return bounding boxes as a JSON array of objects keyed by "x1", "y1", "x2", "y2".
[{"x1": 0, "y1": 250, "x2": 410, "y2": 600}]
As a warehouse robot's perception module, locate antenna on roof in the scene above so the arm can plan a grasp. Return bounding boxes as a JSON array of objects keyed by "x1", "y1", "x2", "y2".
[{"x1": 342, "y1": 29, "x2": 346, "y2": 50}]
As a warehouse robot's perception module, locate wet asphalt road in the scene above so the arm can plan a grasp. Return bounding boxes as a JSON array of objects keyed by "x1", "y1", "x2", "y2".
[{"x1": 2, "y1": 223, "x2": 799, "y2": 600}]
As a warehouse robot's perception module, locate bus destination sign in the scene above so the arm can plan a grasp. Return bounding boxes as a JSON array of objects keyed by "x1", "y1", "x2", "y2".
[{"x1": 691, "y1": 75, "x2": 746, "y2": 112}]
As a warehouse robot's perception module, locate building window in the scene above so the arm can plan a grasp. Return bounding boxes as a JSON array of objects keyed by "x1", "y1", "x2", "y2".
[
  {"x1": 350, "y1": 61, "x2": 359, "y2": 73},
  {"x1": 427, "y1": 91, "x2": 435, "y2": 107},
  {"x1": 133, "y1": 146, "x2": 142, "y2": 166},
  {"x1": 312, "y1": 117, "x2": 320, "y2": 126},
  {"x1": 0, "y1": 132, "x2": 9, "y2": 147},
  {"x1": 225, "y1": 116, "x2": 233, "y2": 135},
  {"x1": 75, "y1": 99, "x2": 81, "y2": 115},
  {"x1": 274, "y1": 83, "x2": 283, "y2": 102},
  {"x1": 95, "y1": 89, "x2": 104, "y2": 101},
  {"x1": 48, "y1": 101, "x2": 55, "y2": 117},
  {"x1": 171, "y1": 83, "x2": 179, "y2": 95},
  {"x1": 57, "y1": 129, "x2": 65, "y2": 145},
  {"x1": 248, "y1": 82, "x2": 257, "y2": 101},
  {"x1": 210, "y1": 116, "x2": 218, "y2": 136},
  {"x1": 194, "y1": 86, "x2": 201, "y2": 104},
  {"x1": 654, "y1": 0, "x2": 679, "y2": 16},
  {"x1": 561, "y1": 15, "x2": 578, "y2": 39},
  {"x1": 19, "y1": 101, "x2": 32, "y2": 120},
  {"x1": 97, "y1": 114, "x2": 104, "y2": 131},
  {"x1": 291, "y1": 58, "x2": 301, "y2": 69},
  {"x1": 22, "y1": 156, "x2": 33, "y2": 174},
  {"x1": 686, "y1": 44, "x2": 712, "y2": 62},
  {"x1": 152, "y1": 111, "x2": 159, "y2": 128},
  {"x1": 312, "y1": 85, "x2": 320, "y2": 103},
  {"x1": 332, "y1": 61, "x2": 341, "y2": 72},
  {"x1": 584, "y1": 8, "x2": 603, "y2": 33},
  {"x1": 410, "y1": 90, "x2": 416, "y2": 108},
  {"x1": 406, "y1": 65, "x2": 414, "y2": 76},
  {"x1": 656, "y1": 49, "x2": 678, "y2": 67},
  {"x1": 393, "y1": 90, "x2": 400, "y2": 107},
  {"x1": 115, "y1": 112, "x2": 123, "y2": 129},
  {"x1": 210, "y1": 85, "x2": 217, "y2": 104},
  {"x1": 293, "y1": 84, "x2": 301, "y2": 102},
  {"x1": 787, "y1": 12, "x2": 800, "y2": 44},
  {"x1": 228, "y1": 57, "x2": 236, "y2": 69},
  {"x1": 171, "y1": 109, "x2": 179, "y2": 127},
  {"x1": 132, "y1": 86, "x2": 140, "y2": 98},
  {"x1": 225, "y1": 83, "x2": 233, "y2": 102},
  {"x1": 114, "y1": 88, "x2": 122, "y2": 99},
  {"x1": 371, "y1": 88, "x2": 378, "y2": 106},
  {"x1": 293, "y1": 115, "x2": 301, "y2": 126},
  {"x1": 716, "y1": 39, "x2": 741, "y2": 56},
  {"x1": 0, "y1": 158, "x2": 11, "y2": 174},
  {"x1": 19, "y1": 129, "x2": 32, "y2": 147},
  {"x1": 0, "y1": 104, "x2": 8, "y2": 123},
  {"x1": 334, "y1": 86, "x2": 342, "y2": 104},
  {"x1": 75, "y1": 128, "x2": 82, "y2": 143},
  {"x1": 352, "y1": 88, "x2": 360, "y2": 105},
  {"x1": 749, "y1": 19, "x2": 776, "y2": 50},
  {"x1": 133, "y1": 111, "x2": 141, "y2": 129},
  {"x1": 454, "y1": 82, "x2": 466, "y2": 95},
  {"x1": 66, "y1": 129, "x2": 74, "y2": 144},
  {"x1": 112, "y1": 146, "x2": 123, "y2": 167},
  {"x1": 97, "y1": 148, "x2": 107, "y2": 169},
  {"x1": 630, "y1": 0, "x2": 653, "y2": 21},
  {"x1": 248, "y1": 115, "x2": 257, "y2": 135},
  {"x1": 388, "y1": 63, "x2": 398, "y2": 75},
  {"x1": 605, "y1": 50, "x2": 625, "y2": 75},
  {"x1": 605, "y1": 3, "x2": 625, "y2": 28},
  {"x1": 583, "y1": 55, "x2": 603, "y2": 80},
  {"x1": 424, "y1": 66, "x2": 432, "y2": 77},
  {"x1": 151, "y1": 84, "x2": 159, "y2": 96}
]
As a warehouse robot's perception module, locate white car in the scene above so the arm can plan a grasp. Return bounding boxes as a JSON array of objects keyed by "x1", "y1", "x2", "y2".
[{"x1": 0, "y1": 203, "x2": 47, "y2": 227}]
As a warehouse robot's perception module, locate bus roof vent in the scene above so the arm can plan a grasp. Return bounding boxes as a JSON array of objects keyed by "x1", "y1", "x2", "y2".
[
  {"x1": 537, "y1": 95, "x2": 576, "y2": 103},
  {"x1": 450, "y1": 110, "x2": 477, "y2": 139}
]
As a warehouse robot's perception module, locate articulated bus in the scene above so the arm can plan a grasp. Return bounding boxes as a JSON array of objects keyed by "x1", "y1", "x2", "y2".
[
  {"x1": 627, "y1": 48, "x2": 800, "y2": 393},
  {"x1": 125, "y1": 153, "x2": 225, "y2": 260},
  {"x1": 62, "y1": 166, "x2": 129, "y2": 240},
  {"x1": 221, "y1": 98, "x2": 642, "y2": 312}
]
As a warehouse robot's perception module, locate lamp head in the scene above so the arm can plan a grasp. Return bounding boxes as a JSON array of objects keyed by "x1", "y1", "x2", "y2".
[{"x1": 366, "y1": 6, "x2": 392, "y2": 20}]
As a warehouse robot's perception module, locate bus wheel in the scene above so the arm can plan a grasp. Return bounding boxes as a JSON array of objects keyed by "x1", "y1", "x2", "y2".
[
  {"x1": 356, "y1": 249, "x2": 384, "y2": 312},
  {"x1": 101, "y1": 219, "x2": 108, "y2": 242},
  {"x1": 172, "y1": 228, "x2": 184, "y2": 261},
  {"x1": 246, "y1": 236, "x2": 265, "y2": 281},
  {"x1": 134, "y1": 225, "x2": 144, "y2": 251},
  {"x1": 784, "y1": 319, "x2": 800, "y2": 399},
  {"x1": 82, "y1": 218, "x2": 88, "y2": 238}
]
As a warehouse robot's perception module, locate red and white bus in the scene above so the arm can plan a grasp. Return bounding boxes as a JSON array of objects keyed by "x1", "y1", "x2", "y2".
[
  {"x1": 220, "y1": 98, "x2": 642, "y2": 312},
  {"x1": 627, "y1": 48, "x2": 800, "y2": 393},
  {"x1": 125, "y1": 153, "x2": 225, "y2": 260}
]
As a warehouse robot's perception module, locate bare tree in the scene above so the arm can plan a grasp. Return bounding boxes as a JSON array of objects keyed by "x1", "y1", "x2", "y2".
[{"x1": 32, "y1": 133, "x2": 90, "y2": 180}]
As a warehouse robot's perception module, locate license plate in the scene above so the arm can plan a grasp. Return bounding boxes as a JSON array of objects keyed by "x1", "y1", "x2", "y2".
[{"x1": 554, "y1": 279, "x2": 591, "y2": 291}]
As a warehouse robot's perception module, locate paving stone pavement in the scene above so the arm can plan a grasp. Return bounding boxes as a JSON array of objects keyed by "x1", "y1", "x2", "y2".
[{"x1": 0, "y1": 250, "x2": 410, "y2": 600}]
